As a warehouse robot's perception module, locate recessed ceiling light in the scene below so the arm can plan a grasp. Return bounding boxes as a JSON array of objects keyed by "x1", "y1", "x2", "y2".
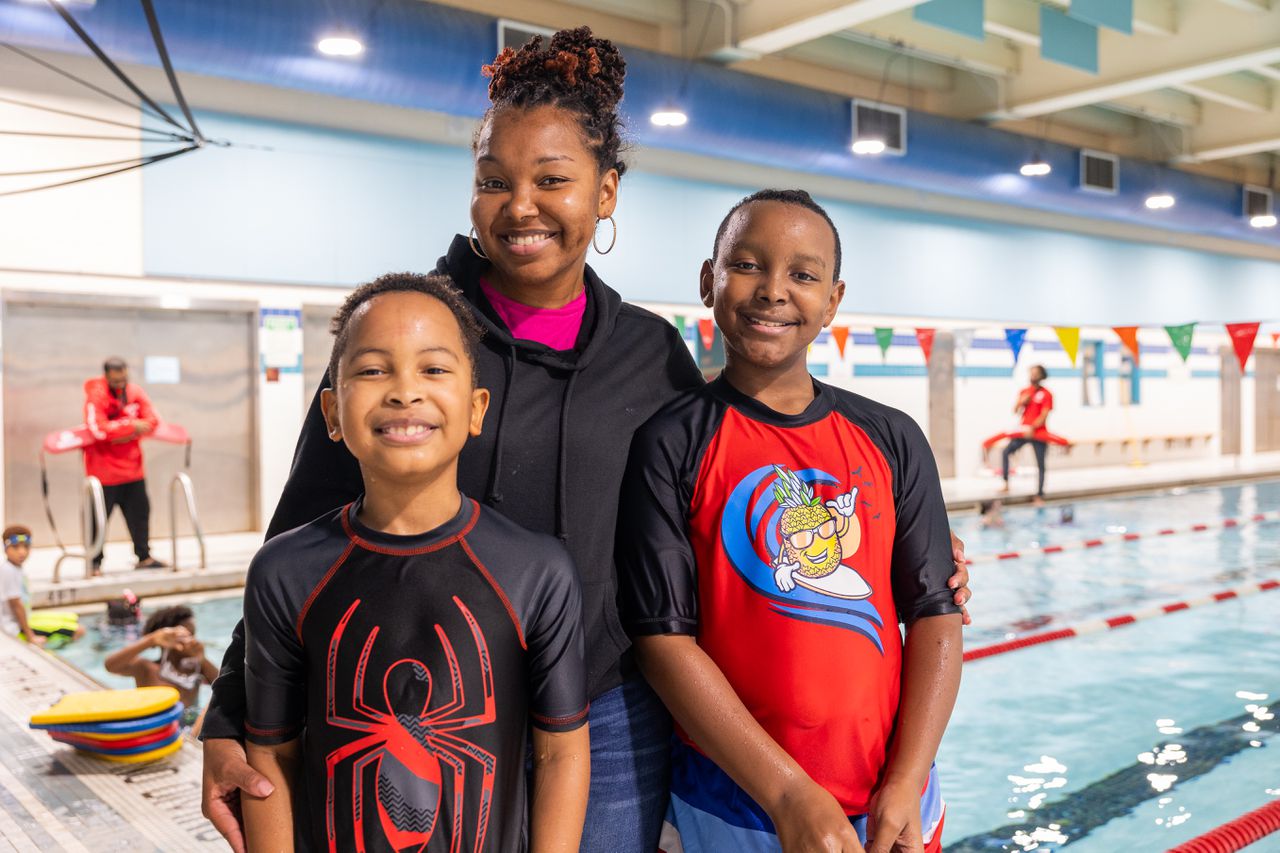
[
  {"x1": 1250, "y1": 213, "x2": 1277, "y2": 228},
  {"x1": 1144, "y1": 193, "x2": 1176, "y2": 210},
  {"x1": 851, "y1": 138, "x2": 886, "y2": 156},
  {"x1": 317, "y1": 36, "x2": 364, "y2": 57},
  {"x1": 650, "y1": 109, "x2": 688, "y2": 128}
]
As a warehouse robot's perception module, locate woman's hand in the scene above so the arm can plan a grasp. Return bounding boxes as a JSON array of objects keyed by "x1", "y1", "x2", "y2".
[
  {"x1": 772, "y1": 778, "x2": 866, "y2": 853},
  {"x1": 948, "y1": 531, "x2": 971, "y2": 626}
]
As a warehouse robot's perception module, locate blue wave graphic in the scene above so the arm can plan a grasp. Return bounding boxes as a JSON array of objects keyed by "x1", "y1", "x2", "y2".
[{"x1": 722, "y1": 465, "x2": 884, "y2": 653}]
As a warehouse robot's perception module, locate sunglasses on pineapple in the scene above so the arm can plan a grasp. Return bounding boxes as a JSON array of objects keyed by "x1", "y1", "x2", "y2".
[
  {"x1": 4, "y1": 534, "x2": 32, "y2": 547},
  {"x1": 787, "y1": 519, "x2": 837, "y2": 550}
]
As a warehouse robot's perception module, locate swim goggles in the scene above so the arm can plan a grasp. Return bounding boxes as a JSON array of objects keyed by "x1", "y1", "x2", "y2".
[{"x1": 4, "y1": 534, "x2": 32, "y2": 547}]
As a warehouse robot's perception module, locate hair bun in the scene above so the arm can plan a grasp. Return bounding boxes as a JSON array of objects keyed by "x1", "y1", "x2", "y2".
[{"x1": 483, "y1": 26, "x2": 625, "y2": 113}]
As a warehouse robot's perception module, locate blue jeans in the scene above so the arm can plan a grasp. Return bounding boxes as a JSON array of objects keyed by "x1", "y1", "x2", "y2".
[{"x1": 580, "y1": 676, "x2": 673, "y2": 853}]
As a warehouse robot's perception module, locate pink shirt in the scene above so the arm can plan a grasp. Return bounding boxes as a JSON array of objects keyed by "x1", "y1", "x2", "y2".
[{"x1": 479, "y1": 278, "x2": 586, "y2": 351}]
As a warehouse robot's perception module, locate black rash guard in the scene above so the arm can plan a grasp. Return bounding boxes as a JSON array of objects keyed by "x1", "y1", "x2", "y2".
[{"x1": 244, "y1": 498, "x2": 586, "y2": 853}]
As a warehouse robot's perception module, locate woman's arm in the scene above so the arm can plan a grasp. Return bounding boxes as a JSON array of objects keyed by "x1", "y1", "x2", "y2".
[
  {"x1": 865, "y1": 613, "x2": 962, "y2": 853},
  {"x1": 104, "y1": 627, "x2": 184, "y2": 677},
  {"x1": 636, "y1": 635, "x2": 866, "y2": 853},
  {"x1": 244, "y1": 739, "x2": 301, "y2": 853},
  {"x1": 529, "y1": 725, "x2": 590, "y2": 853}
]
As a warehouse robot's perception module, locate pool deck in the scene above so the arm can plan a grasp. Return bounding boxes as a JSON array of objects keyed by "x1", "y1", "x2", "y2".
[
  {"x1": 20, "y1": 452, "x2": 1280, "y2": 608},
  {"x1": 0, "y1": 633, "x2": 222, "y2": 851}
]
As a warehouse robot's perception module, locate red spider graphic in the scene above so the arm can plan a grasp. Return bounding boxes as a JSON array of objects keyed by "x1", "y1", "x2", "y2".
[{"x1": 324, "y1": 596, "x2": 496, "y2": 853}]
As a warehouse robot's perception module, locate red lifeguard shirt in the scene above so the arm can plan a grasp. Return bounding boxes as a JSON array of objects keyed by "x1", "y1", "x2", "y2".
[
  {"x1": 617, "y1": 376, "x2": 959, "y2": 813},
  {"x1": 1019, "y1": 385, "x2": 1053, "y2": 428}
]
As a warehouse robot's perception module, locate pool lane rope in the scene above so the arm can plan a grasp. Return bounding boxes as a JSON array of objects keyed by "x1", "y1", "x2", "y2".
[
  {"x1": 964, "y1": 578, "x2": 1280, "y2": 662},
  {"x1": 966, "y1": 510, "x2": 1280, "y2": 565},
  {"x1": 1166, "y1": 799, "x2": 1280, "y2": 853}
]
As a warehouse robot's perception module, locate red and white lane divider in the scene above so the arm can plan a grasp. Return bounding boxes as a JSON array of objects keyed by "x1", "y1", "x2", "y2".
[
  {"x1": 963, "y1": 578, "x2": 1280, "y2": 662},
  {"x1": 1166, "y1": 798, "x2": 1280, "y2": 853},
  {"x1": 966, "y1": 510, "x2": 1280, "y2": 565}
]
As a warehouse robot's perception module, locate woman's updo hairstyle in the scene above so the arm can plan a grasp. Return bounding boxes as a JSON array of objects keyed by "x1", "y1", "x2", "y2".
[{"x1": 481, "y1": 26, "x2": 628, "y2": 177}]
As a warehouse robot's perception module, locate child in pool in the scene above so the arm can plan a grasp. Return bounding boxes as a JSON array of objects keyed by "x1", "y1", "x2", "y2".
[
  {"x1": 619, "y1": 190, "x2": 962, "y2": 853},
  {"x1": 104, "y1": 604, "x2": 218, "y2": 731},
  {"x1": 241, "y1": 273, "x2": 589, "y2": 853}
]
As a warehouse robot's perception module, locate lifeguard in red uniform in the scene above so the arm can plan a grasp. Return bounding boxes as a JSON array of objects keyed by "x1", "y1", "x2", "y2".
[{"x1": 999, "y1": 364, "x2": 1054, "y2": 505}]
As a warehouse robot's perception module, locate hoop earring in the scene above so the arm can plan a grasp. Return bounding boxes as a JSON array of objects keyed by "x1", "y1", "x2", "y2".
[
  {"x1": 468, "y1": 227, "x2": 488, "y2": 259},
  {"x1": 593, "y1": 216, "x2": 617, "y2": 255}
]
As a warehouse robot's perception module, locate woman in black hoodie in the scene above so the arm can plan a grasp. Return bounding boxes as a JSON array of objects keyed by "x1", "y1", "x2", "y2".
[{"x1": 201, "y1": 28, "x2": 971, "y2": 853}]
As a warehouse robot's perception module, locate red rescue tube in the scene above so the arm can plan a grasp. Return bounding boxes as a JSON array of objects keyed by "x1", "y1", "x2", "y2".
[
  {"x1": 1166, "y1": 799, "x2": 1280, "y2": 852},
  {"x1": 981, "y1": 429, "x2": 1071, "y2": 450},
  {"x1": 42, "y1": 422, "x2": 190, "y2": 455}
]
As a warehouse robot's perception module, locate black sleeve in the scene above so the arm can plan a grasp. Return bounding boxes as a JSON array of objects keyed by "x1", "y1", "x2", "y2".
[
  {"x1": 616, "y1": 418, "x2": 699, "y2": 637},
  {"x1": 202, "y1": 377, "x2": 362, "y2": 741},
  {"x1": 662, "y1": 322, "x2": 706, "y2": 394},
  {"x1": 265, "y1": 375, "x2": 363, "y2": 539},
  {"x1": 888, "y1": 416, "x2": 963, "y2": 624},
  {"x1": 525, "y1": 555, "x2": 588, "y2": 733},
  {"x1": 242, "y1": 552, "x2": 308, "y2": 745}
]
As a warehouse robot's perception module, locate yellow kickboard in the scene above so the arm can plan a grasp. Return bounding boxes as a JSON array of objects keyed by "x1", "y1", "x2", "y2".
[
  {"x1": 77, "y1": 737, "x2": 183, "y2": 764},
  {"x1": 30, "y1": 686, "x2": 180, "y2": 725}
]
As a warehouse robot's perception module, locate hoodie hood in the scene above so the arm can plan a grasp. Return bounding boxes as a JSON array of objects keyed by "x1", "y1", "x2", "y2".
[{"x1": 435, "y1": 234, "x2": 621, "y2": 372}]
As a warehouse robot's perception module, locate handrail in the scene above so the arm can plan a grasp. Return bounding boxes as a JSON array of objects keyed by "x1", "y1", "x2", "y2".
[
  {"x1": 169, "y1": 471, "x2": 206, "y2": 571},
  {"x1": 51, "y1": 476, "x2": 105, "y2": 584}
]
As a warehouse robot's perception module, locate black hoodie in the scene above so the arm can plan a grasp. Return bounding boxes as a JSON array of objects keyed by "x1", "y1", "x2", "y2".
[{"x1": 202, "y1": 235, "x2": 703, "y2": 740}]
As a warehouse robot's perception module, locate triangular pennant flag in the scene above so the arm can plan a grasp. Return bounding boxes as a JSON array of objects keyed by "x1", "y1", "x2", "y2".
[
  {"x1": 874, "y1": 327, "x2": 894, "y2": 359},
  {"x1": 673, "y1": 315, "x2": 686, "y2": 337},
  {"x1": 1225, "y1": 322, "x2": 1260, "y2": 373},
  {"x1": 1004, "y1": 328, "x2": 1027, "y2": 364},
  {"x1": 916, "y1": 328, "x2": 935, "y2": 365},
  {"x1": 1272, "y1": 332, "x2": 1280, "y2": 348},
  {"x1": 1113, "y1": 326, "x2": 1141, "y2": 364},
  {"x1": 831, "y1": 326, "x2": 850, "y2": 358},
  {"x1": 697, "y1": 318, "x2": 715, "y2": 352},
  {"x1": 952, "y1": 328, "x2": 975, "y2": 366},
  {"x1": 1164, "y1": 322, "x2": 1196, "y2": 363},
  {"x1": 1054, "y1": 327, "x2": 1080, "y2": 366}
]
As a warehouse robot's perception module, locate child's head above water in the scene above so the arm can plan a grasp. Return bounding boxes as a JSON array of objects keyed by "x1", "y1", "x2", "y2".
[
  {"x1": 703, "y1": 189, "x2": 846, "y2": 375},
  {"x1": 322, "y1": 273, "x2": 490, "y2": 484},
  {"x1": 3, "y1": 525, "x2": 31, "y2": 566}
]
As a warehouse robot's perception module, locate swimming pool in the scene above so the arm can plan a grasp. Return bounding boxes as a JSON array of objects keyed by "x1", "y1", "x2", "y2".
[
  {"x1": 48, "y1": 481, "x2": 1280, "y2": 851},
  {"x1": 941, "y1": 479, "x2": 1280, "y2": 851}
]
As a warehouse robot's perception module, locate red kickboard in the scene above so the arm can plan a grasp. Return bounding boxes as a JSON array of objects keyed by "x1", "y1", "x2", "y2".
[
  {"x1": 42, "y1": 422, "x2": 189, "y2": 454},
  {"x1": 49, "y1": 720, "x2": 180, "y2": 751}
]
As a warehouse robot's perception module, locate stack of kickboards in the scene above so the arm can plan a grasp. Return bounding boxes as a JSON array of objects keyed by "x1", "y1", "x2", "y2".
[{"x1": 29, "y1": 686, "x2": 184, "y2": 763}]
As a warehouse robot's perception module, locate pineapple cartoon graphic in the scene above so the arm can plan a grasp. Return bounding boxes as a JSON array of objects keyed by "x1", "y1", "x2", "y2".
[{"x1": 771, "y1": 465, "x2": 871, "y2": 600}]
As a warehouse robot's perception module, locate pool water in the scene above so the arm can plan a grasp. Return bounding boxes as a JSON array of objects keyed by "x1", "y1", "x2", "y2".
[
  {"x1": 941, "y1": 480, "x2": 1280, "y2": 851},
  {"x1": 49, "y1": 481, "x2": 1280, "y2": 851}
]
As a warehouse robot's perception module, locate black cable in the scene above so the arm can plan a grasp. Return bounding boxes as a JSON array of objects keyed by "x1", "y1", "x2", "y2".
[
  {"x1": 0, "y1": 43, "x2": 173, "y2": 126},
  {"x1": 139, "y1": 0, "x2": 203, "y2": 144},
  {"x1": 0, "y1": 94, "x2": 186, "y2": 138},
  {"x1": 0, "y1": 145, "x2": 197, "y2": 197},
  {"x1": 41, "y1": 0, "x2": 188, "y2": 133},
  {"x1": 0, "y1": 154, "x2": 174, "y2": 177}
]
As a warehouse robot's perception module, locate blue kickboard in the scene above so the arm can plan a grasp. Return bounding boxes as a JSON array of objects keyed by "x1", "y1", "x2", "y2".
[
  {"x1": 29, "y1": 702, "x2": 183, "y2": 734},
  {"x1": 52, "y1": 729, "x2": 183, "y2": 756}
]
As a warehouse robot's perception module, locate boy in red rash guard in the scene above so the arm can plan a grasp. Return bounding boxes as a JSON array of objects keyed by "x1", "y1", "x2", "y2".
[
  {"x1": 999, "y1": 365, "x2": 1054, "y2": 505},
  {"x1": 618, "y1": 190, "x2": 962, "y2": 853},
  {"x1": 242, "y1": 274, "x2": 589, "y2": 853}
]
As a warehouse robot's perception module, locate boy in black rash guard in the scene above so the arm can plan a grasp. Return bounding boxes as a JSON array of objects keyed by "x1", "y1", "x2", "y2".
[
  {"x1": 242, "y1": 273, "x2": 588, "y2": 853},
  {"x1": 619, "y1": 191, "x2": 962, "y2": 853}
]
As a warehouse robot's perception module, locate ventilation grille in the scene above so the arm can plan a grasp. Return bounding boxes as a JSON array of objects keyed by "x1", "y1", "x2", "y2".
[
  {"x1": 497, "y1": 19, "x2": 555, "y2": 52},
  {"x1": 1244, "y1": 185, "x2": 1273, "y2": 218},
  {"x1": 852, "y1": 100, "x2": 907, "y2": 155},
  {"x1": 1080, "y1": 150, "x2": 1118, "y2": 194}
]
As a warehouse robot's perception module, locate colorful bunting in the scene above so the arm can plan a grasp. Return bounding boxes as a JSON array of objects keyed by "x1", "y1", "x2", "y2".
[
  {"x1": 697, "y1": 317, "x2": 715, "y2": 352},
  {"x1": 953, "y1": 328, "x2": 975, "y2": 366},
  {"x1": 1054, "y1": 327, "x2": 1081, "y2": 366},
  {"x1": 1113, "y1": 326, "x2": 1141, "y2": 363},
  {"x1": 1164, "y1": 322, "x2": 1196, "y2": 363},
  {"x1": 874, "y1": 327, "x2": 894, "y2": 359},
  {"x1": 916, "y1": 328, "x2": 936, "y2": 365},
  {"x1": 1226, "y1": 322, "x2": 1260, "y2": 373},
  {"x1": 1272, "y1": 332, "x2": 1279, "y2": 349},
  {"x1": 1004, "y1": 328, "x2": 1027, "y2": 364},
  {"x1": 831, "y1": 326, "x2": 850, "y2": 358},
  {"x1": 673, "y1": 315, "x2": 686, "y2": 337}
]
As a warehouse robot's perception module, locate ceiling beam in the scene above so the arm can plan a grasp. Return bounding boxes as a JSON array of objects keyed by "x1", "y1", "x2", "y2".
[
  {"x1": 1253, "y1": 64, "x2": 1280, "y2": 81},
  {"x1": 1216, "y1": 0, "x2": 1272, "y2": 11},
  {"x1": 737, "y1": 0, "x2": 929, "y2": 55},
  {"x1": 781, "y1": 35, "x2": 955, "y2": 90},
  {"x1": 1179, "y1": 105, "x2": 1280, "y2": 160},
  {"x1": 1104, "y1": 89, "x2": 1201, "y2": 126},
  {"x1": 841, "y1": 11, "x2": 1021, "y2": 76},
  {"x1": 1038, "y1": 0, "x2": 1179, "y2": 37},
  {"x1": 1175, "y1": 73, "x2": 1273, "y2": 112},
  {"x1": 999, "y1": 1, "x2": 1280, "y2": 118}
]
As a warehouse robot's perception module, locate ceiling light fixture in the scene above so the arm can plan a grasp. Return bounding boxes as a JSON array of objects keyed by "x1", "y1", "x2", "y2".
[
  {"x1": 1020, "y1": 159, "x2": 1051, "y2": 177},
  {"x1": 852, "y1": 138, "x2": 887, "y2": 155},
  {"x1": 650, "y1": 107, "x2": 688, "y2": 128},
  {"x1": 1250, "y1": 213, "x2": 1277, "y2": 228},
  {"x1": 1144, "y1": 193, "x2": 1176, "y2": 210},
  {"x1": 317, "y1": 36, "x2": 364, "y2": 57}
]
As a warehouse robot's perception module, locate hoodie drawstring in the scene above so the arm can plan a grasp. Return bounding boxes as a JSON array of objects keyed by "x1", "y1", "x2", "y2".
[
  {"x1": 554, "y1": 371, "x2": 579, "y2": 544},
  {"x1": 485, "y1": 345, "x2": 516, "y2": 506}
]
